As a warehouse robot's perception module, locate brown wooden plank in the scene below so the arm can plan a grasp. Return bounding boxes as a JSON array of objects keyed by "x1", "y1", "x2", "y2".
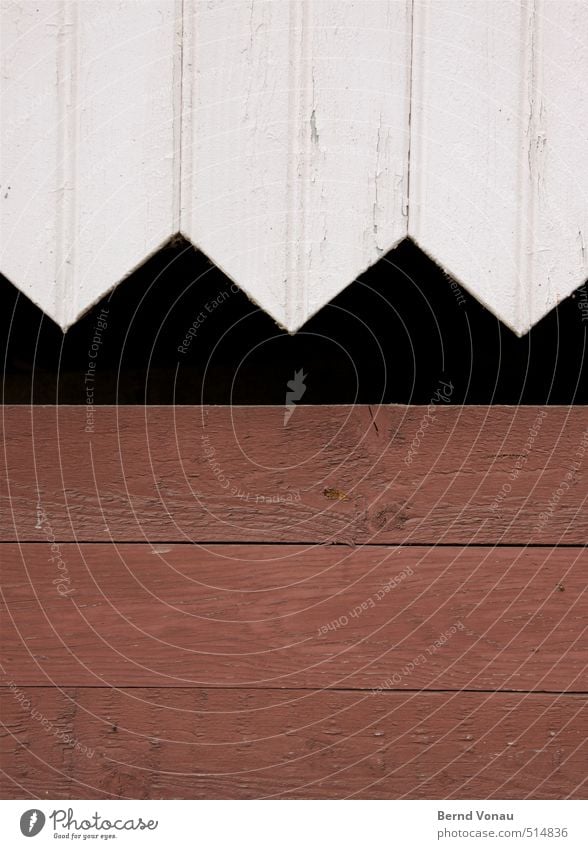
[
  {"x1": 2, "y1": 543, "x2": 586, "y2": 690},
  {"x1": 0, "y1": 687, "x2": 585, "y2": 799},
  {"x1": 1, "y1": 406, "x2": 586, "y2": 545}
]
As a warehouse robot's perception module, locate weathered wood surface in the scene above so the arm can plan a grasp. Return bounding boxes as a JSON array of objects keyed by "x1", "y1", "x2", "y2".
[
  {"x1": 1, "y1": 688, "x2": 585, "y2": 799},
  {"x1": 1, "y1": 543, "x2": 586, "y2": 690},
  {"x1": 410, "y1": 0, "x2": 588, "y2": 335},
  {"x1": 1, "y1": 406, "x2": 586, "y2": 544},
  {"x1": 3, "y1": 1, "x2": 588, "y2": 335},
  {"x1": 181, "y1": 0, "x2": 411, "y2": 331},
  {"x1": 0, "y1": 0, "x2": 177, "y2": 328},
  {"x1": 1, "y1": 403, "x2": 586, "y2": 799}
]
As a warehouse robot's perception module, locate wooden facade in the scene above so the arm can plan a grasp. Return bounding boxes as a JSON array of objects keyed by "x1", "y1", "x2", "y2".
[{"x1": 1, "y1": 0, "x2": 587, "y2": 805}]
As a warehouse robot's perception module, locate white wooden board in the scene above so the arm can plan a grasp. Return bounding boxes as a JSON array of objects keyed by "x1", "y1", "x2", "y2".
[
  {"x1": 180, "y1": 0, "x2": 412, "y2": 331},
  {"x1": 409, "y1": 0, "x2": 588, "y2": 335},
  {"x1": 0, "y1": 0, "x2": 177, "y2": 328}
]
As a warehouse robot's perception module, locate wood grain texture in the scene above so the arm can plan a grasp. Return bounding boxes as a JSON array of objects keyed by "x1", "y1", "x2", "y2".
[
  {"x1": 410, "y1": 0, "x2": 588, "y2": 335},
  {"x1": 1, "y1": 688, "x2": 585, "y2": 799},
  {"x1": 181, "y1": 0, "x2": 411, "y2": 331},
  {"x1": 2, "y1": 403, "x2": 586, "y2": 799},
  {"x1": 2, "y1": 543, "x2": 586, "y2": 689},
  {"x1": 1, "y1": 405, "x2": 586, "y2": 544},
  {"x1": 0, "y1": 0, "x2": 177, "y2": 328}
]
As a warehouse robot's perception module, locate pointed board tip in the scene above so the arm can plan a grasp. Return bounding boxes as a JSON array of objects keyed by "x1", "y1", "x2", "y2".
[{"x1": 3, "y1": 237, "x2": 586, "y2": 340}]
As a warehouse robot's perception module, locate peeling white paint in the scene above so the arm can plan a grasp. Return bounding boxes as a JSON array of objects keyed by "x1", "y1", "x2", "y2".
[
  {"x1": 0, "y1": 0, "x2": 177, "y2": 328},
  {"x1": 180, "y1": 0, "x2": 411, "y2": 331},
  {"x1": 409, "y1": 0, "x2": 588, "y2": 335}
]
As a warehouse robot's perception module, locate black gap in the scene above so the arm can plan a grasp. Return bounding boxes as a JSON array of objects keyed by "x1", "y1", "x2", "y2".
[{"x1": 2, "y1": 238, "x2": 587, "y2": 404}]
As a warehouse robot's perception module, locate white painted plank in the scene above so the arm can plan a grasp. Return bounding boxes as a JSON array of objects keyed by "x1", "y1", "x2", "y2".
[
  {"x1": 181, "y1": 0, "x2": 411, "y2": 331},
  {"x1": 527, "y1": 1, "x2": 588, "y2": 328},
  {"x1": 409, "y1": 0, "x2": 588, "y2": 335},
  {"x1": 0, "y1": 0, "x2": 177, "y2": 329}
]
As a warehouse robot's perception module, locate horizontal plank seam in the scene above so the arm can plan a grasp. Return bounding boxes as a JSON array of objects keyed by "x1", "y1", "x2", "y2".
[
  {"x1": 0, "y1": 405, "x2": 576, "y2": 410},
  {"x1": 1, "y1": 687, "x2": 586, "y2": 696},
  {"x1": 1, "y1": 541, "x2": 586, "y2": 549}
]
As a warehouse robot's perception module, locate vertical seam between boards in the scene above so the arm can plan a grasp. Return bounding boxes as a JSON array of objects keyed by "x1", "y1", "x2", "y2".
[
  {"x1": 173, "y1": 0, "x2": 185, "y2": 236},
  {"x1": 56, "y1": 0, "x2": 78, "y2": 329},
  {"x1": 405, "y1": 0, "x2": 416, "y2": 229}
]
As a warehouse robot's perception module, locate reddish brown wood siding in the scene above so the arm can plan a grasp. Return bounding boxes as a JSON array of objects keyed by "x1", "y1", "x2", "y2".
[
  {"x1": 2, "y1": 406, "x2": 586, "y2": 544},
  {"x1": 1, "y1": 690, "x2": 585, "y2": 799},
  {"x1": 1, "y1": 406, "x2": 586, "y2": 799},
  {"x1": 2, "y1": 544, "x2": 586, "y2": 691}
]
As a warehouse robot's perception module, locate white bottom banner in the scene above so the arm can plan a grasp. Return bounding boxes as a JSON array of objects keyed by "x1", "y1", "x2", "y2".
[{"x1": 0, "y1": 799, "x2": 585, "y2": 848}]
